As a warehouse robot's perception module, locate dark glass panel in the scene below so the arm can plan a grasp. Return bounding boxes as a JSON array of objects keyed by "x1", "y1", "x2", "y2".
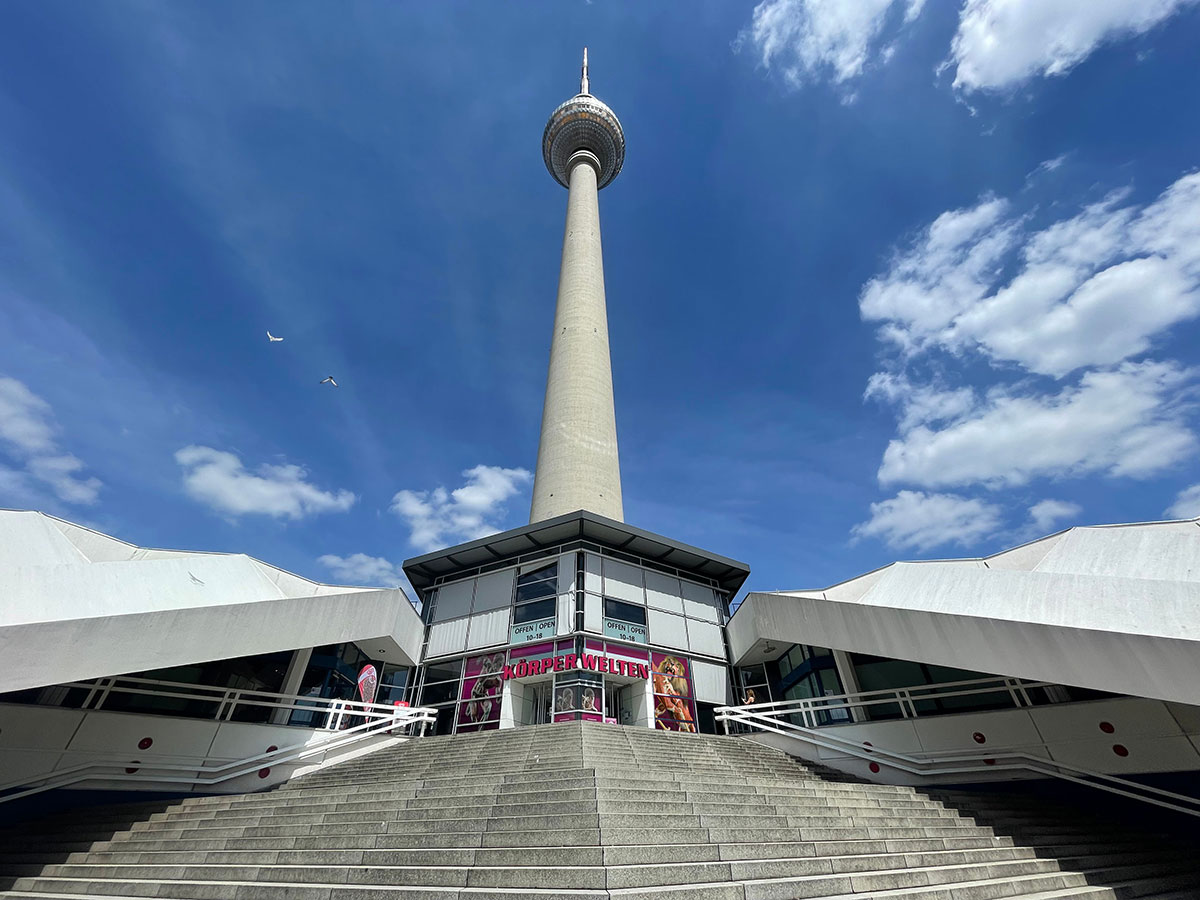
[
  {"x1": 515, "y1": 579, "x2": 557, "y2": 603},
  {"x1": 420, "y1": 681, "x2": 459, "y2": 705},
  {"x1": 513, "y1": 597, "x2": 556, "y2": 624},
  {"x1": 422, "y1": 660, "x2": 463, "y2": 684},
  {"x1": 603, "y1": 597, "x2": 646, "y2": 625},
  {"x1": 516, "y1": 563, "x2": 557, "y2": 586}
]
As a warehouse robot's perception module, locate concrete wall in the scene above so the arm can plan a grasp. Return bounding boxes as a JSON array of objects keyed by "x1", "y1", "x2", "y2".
[
  {"x1": 3, "y1": 588, "x2": 424, "y2": 694},
  {"x1": 0, "y1": 703, "x2": 412, "y2": 797},
  {"x1": 729, "y1": 567, "x2": 1200, "y2": 706},
  {"x1": 741, "y1": 696, "x2": 1200, "y2": 786}
]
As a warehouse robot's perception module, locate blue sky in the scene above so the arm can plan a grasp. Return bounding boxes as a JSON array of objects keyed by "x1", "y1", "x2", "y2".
[{"x1": 2, "y1": 1, "x2": 1199, "y2": 603}]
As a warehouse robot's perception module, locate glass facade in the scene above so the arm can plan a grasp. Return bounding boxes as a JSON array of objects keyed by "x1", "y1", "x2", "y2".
[{"x1": 414, "y1": 546, "x2": 732, "y2": 736}]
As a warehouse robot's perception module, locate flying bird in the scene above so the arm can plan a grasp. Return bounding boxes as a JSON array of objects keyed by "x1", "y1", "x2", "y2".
[
  {"x1": 266, "y1": 331, "x2": 283, "y2": 342},
  {"x1": 320, "y1": 376, "x2": 338, "y2": 387}
]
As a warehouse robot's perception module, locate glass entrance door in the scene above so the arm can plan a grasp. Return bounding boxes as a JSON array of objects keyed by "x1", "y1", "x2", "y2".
[
  {"x1": 527, "y1": 681, "x2": 553, "y2": 725},
  {"x1": 604, "y1": 684, "x2": 620, "y2": 721},
  {"x1": 605, "y1": 683, "x2": 634, "y2": 725}
]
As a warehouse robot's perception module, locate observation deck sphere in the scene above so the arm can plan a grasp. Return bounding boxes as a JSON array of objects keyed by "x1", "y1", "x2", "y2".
[{"x1": 542, "y1": 93, "x2": 625, "y2": 189}]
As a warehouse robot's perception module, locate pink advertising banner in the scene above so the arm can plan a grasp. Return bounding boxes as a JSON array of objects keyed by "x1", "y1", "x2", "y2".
[
  {"x1": 458, "y1": 651, "x2": 505, "y2": 731},
  {"x1": 651, "y1": 652, "x2": 696, "y2": 733}
]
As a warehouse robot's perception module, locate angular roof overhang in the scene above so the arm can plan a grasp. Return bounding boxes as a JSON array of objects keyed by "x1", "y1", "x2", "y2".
[
  {"x1": 0, "y1": 509, "x2": 426, "y2": 693},
  {"x1": 727, "y1": 518, "x2": 1200, "y2": 706},
  {"x1": 403, "y1": 509, "x2": 750, "y2": 596}
]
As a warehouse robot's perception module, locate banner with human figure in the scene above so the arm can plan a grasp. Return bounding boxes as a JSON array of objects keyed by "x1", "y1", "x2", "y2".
[
  {"x1": 458, "y1": 651, "x2": 505, "y2": 731},
  {"x1": 651, "y1": 653, "x2": 696, "y2": 732}
]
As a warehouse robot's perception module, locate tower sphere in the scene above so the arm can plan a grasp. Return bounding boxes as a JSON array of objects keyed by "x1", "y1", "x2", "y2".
[{"x1": 542, "y1": 92, "x2": 625, "y2": 189}]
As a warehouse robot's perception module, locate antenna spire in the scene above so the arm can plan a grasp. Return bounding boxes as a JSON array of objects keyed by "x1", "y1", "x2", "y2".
[{"x1": 580, "y1": 47, "x2": 590, "y2": 95}]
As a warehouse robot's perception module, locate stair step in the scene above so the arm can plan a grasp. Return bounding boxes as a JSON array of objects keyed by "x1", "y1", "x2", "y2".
[{"x1": 2, "y1": 722, "x2": 1195, "y2": 898}]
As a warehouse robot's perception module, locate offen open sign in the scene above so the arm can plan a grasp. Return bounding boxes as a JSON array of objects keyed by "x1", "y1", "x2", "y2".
[{"x1": 503, "y1": 653, "x2": 650, "y2": 681}]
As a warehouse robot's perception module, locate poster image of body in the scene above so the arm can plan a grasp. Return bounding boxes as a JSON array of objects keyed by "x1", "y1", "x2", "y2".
[
  {"x1": 458, "y1": 652, "x2": 505, "y2": 730},
  {"x1": 554, "y1": 685, "x2": 576, "y2": 713},
  {"x1": 651, "y1": 653, "x2": 696, "y2": 733},
  {"x1": 580, "y1": 686, "x2": 600, "y2": 714}
]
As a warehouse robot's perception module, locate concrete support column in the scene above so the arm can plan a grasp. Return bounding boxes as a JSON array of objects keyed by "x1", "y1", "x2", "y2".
[
  {"x1": 529, "y1": 151, "x2": 624, "y2": 523},
  {"x1": 499, "y1": 678, "x2": 518, "y2": 729},
  {"x1": 270, "y1": 647, "x2": 312, "y2": 725},
  {"x1": 832, "y1": 649, "x2": 864, "y2": 723}
]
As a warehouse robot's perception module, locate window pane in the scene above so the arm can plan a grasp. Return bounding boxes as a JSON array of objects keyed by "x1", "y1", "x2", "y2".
[
  {"x1": 422, "y1": 660, "x2": 463, "y2": 684},
  {"x1": 785, "y1": 678, "x2": 816, "y2": 701},
  {"x1": 739, "y1": 666, "x2": 767, "y2": 686},
  {"x1": 420, "y1": 681, "x2": 459, "y2": 705},
  {"x1": 513, "y1": 597, "x2": 555, "y2": 624},
  {"x1": 604, "y1": 597, "x2": 646, "y2": 625},
  {"x1": 787, "y1": 646, "x2": 807, "y2": 671},
  {"x1": 517, "y1": 563, "x2": 557, "y2": 587},
  {"x1": 515, "y1": 579, "x2": 557, "y2": 603}
]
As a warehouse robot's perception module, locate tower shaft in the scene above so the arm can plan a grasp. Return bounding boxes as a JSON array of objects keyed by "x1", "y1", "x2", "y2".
[{"x1": 529, "y1": 154, "x2": 623, "y2": 523}]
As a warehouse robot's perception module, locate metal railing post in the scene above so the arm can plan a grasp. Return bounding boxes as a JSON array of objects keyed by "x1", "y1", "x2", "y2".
[
  {"x1": 1004, "y1": 678, "x2": 1022, "y2": 708},
  {"x1": 1014, "y1": 679, "x2": 1034, "y2": 708},
  {"x1": 94, "y1": 677, "x2": 116, "y2": 710},
  {"x1": 80, "y1": 679, "x2": 104, "y2": 710}
]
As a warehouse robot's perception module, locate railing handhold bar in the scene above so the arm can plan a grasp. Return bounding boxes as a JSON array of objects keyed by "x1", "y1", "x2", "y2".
[
  {"x1": 0, "y1": 707, "x2": 438, "y2": 803},
  {"x1": 714, "y1": 708, "x2": 1200, "y2": 818}
]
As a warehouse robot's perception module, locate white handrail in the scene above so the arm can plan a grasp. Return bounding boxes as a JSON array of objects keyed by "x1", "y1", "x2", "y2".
[
  {"x1": 0, "y1": 705, "x2": 437, "y2": 805},
  {"x1": 716, "y1": 705, "x2": 1200, "y2": 819},
  {"x1": 740, "y1": 675, "x2": 1052, "y2": 723},
  {"x1": 57, "y1": 675, "x2": 409, "y2": 730}
]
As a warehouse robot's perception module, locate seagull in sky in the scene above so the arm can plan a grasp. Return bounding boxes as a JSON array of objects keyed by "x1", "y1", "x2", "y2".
[
  {"x1": 266, "y1": 331, "x2": 283, "y2": 342},
  {"x1": 320, "y1": 376, "x2": 338, "y2": 387}
]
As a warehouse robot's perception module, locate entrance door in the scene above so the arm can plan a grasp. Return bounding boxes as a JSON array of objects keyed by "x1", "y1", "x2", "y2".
[
  {"x1": 605, "y1": 684, "x2": 634, "y2": 725},
  {"x1": 527, "y1": 682, "x2": 553, "y2": 725}
]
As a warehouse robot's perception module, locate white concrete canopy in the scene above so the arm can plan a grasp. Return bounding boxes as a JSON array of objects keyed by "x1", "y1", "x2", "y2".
[
  {"x1": 0, "y1": 510, "x2": 424, "y2": 694},
  {"x1": 728, "y1": 518, "x2": 1200, "y2": 707}
]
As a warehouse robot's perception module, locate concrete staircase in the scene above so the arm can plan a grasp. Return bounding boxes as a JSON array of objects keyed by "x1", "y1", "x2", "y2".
[{"x1": 1, "y1": 722, "x2": 1197, "y2": 899}]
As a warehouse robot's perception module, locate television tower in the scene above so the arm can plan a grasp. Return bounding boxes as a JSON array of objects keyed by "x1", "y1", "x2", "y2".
[{"x1": 529, "y1": 49, "x2": 627, "y2": 524}]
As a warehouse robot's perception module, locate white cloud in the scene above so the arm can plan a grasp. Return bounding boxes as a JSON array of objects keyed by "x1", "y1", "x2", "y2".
[
  {"x1": 861, "y1": 197, "x2": 1018, "y2": 346},
  {"x1": 391, "y1": 464, "x2": 532, "y2": 553},
  {"x1": 737, "y1": 0, "x2": 925, "y2": 89},
  {"x1": 863, "y1": 173, "x2": 1200, "y2": 377},
  {"x1": 876, "y1": 362, "x2": 1195, "y2": 489},
  {"x1": 0, "y1": 377, "x2": 56, "y2": 454},
  {"x1": 1037, "y1": 154, "x2": 1067, "y2": 174},
  {"x1": 950, "y1": 0, "x2": 1200, "y2": 93},
  {"x1": 1165, "y1": 484, "x2": 1200, "y2": 519},
  {"x1": 318, "y1": 553, "x2": 402, "y2": 587},
  {"x1": 852, "y1": 490, "x2": 1002, "y2": 551},
  {"x1": 175, "y1": 445, "x2": 355, "y2": 519},
  {"x1": 1027, "y1": 498, "x2": 1083, "y2": 533},
  {"x1": 740, "y1": 0, "x2": 1198, "y2": 97},
  {"x1": 865, "y1": 372, "x2": 976, "y2": 434},
  {"x1": 0, "y1": 376, "x2": 101, "y2": 505}
]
